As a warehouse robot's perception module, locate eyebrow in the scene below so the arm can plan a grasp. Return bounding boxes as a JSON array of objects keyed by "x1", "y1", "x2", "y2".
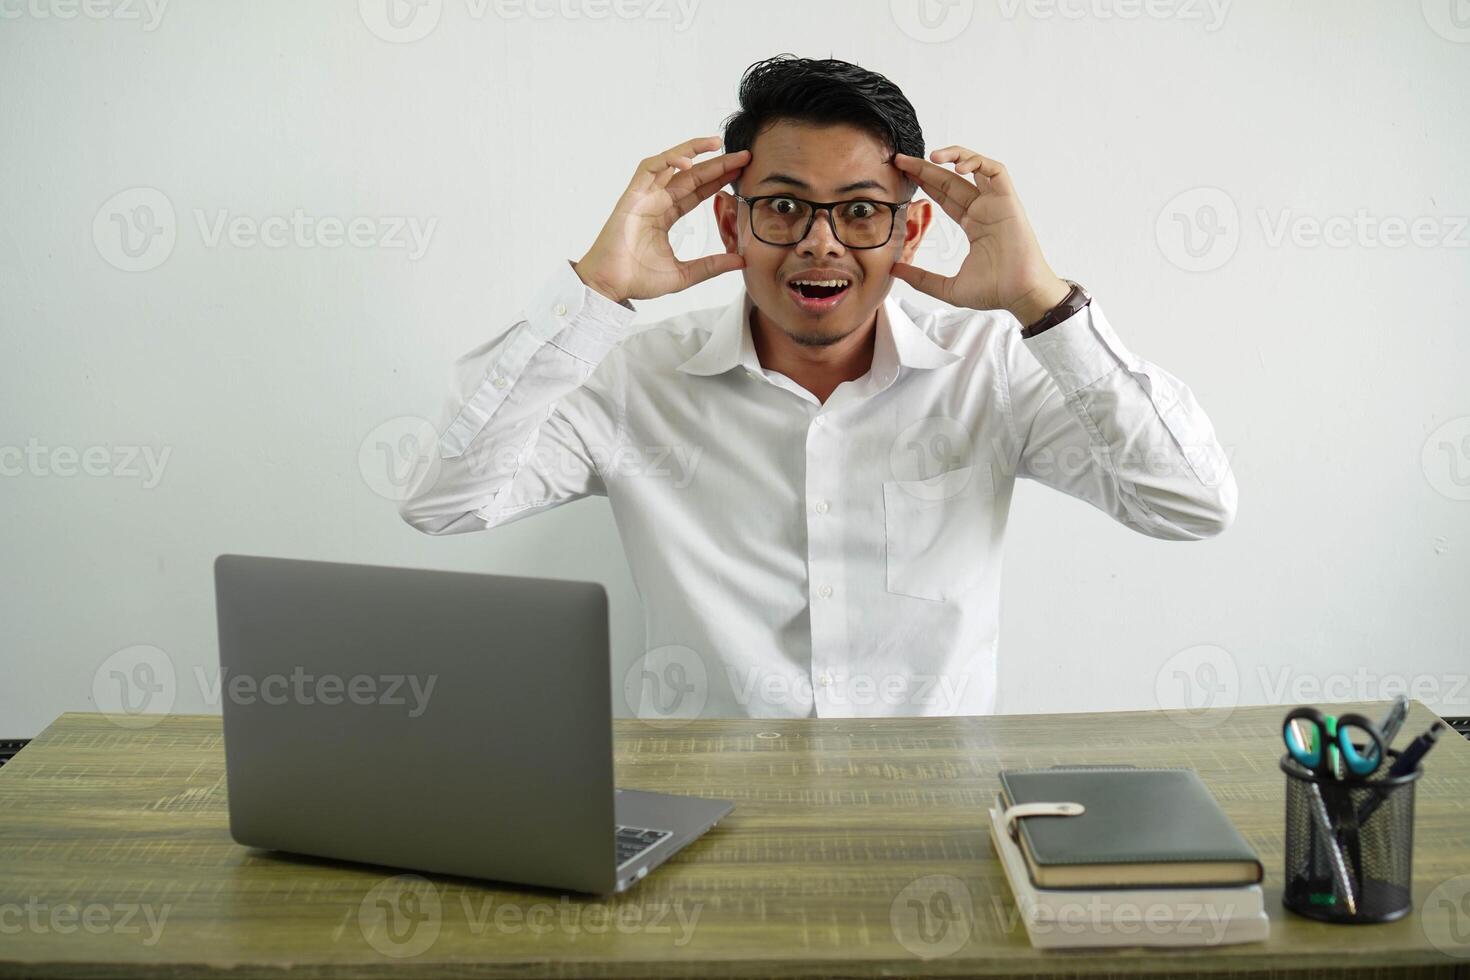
[{"x1": 754, "y1": 172, "x2": 890, "y2": 195}]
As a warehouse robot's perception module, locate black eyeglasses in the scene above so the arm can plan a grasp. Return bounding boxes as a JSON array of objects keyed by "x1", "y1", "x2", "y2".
[{"x1": 734, "y1": 194, "x2": 911, "y2": 249}]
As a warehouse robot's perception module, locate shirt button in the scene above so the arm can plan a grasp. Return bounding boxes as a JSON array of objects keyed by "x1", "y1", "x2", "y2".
[
  {"x1": 819, "y1": 672, "x2": 833, "y2": 687},
  {"x1": 812, "y1": 416, "x2": 826, "y2": 427},
  {"x1": 491, "y1": 376, "x2": 508, "y2": 389},
  {"x1": 814, "y1": 500, "x2": 830, "y2": 514},
  {"x1": 818, "y1": 584, "x2": 833, "y2": 599},
  {"x1": 553, "y1": 303, "x2": 568, "y2": 316}
]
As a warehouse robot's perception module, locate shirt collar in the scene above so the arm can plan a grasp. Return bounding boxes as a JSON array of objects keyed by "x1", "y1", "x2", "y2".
[{"x1": 676, "y1": 283, "x2": 962, "y2": 378}]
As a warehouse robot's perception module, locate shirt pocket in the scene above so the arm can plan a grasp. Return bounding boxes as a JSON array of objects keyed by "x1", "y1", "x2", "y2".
[{"x1": 882, "y1": 463, "x2": 994, "y2": 602}]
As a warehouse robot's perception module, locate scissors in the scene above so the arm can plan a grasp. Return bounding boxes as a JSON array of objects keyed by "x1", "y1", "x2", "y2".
[{"x1": 1282, "y1": 706, "x2": 1386, "y2": 780}]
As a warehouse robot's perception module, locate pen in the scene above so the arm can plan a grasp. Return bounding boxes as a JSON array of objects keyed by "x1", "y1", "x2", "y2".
[
  {"x1": 1355, "y1": 722, "x2": 1445, "y2": 826},
  {"x1": 1376, "y1": 695, "x2": 1410, "y2": 748},
  {"x1": 1385, "y1": 722, "x2": 1444, "y2": 778},
  {"x1": 1307, "y1": 781, "x2": 1357, "y2": 915}
]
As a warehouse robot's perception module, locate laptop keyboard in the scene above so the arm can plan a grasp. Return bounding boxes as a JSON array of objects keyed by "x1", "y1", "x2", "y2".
[{"x1": 616, "y1": 825, "x2": 672, "y2": 867}]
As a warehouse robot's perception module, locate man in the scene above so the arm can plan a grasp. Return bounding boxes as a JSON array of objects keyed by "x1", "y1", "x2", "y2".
[{"x1": 399, "y1": 55, "x2": 1236, "y2": 720}]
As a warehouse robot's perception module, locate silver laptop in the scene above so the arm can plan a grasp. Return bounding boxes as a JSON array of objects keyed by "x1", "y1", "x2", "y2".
[{"x1": 213, "y1": 554, "x2": 733, "y2": 894}]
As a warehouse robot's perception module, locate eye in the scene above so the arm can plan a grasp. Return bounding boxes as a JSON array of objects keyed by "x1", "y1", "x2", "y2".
[
  {"x1": 770, "y1": 197, "x2": 802, "y2": 215},
  {"x1": 843, "y1": 201, "x2": 879, "y2": 219}
]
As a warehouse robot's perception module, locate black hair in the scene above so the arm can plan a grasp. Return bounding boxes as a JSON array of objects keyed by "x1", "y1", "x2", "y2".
[{"x1": 721, "y1": 55, "x2": 924, "y2": 192}]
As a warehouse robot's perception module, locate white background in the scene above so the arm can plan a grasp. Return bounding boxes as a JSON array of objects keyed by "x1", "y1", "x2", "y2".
[{"x1": 2, "y1": 0, "x2": 1467, "y2": 737}]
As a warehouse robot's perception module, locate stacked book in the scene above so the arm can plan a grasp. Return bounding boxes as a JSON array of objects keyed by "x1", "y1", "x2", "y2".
[{"x1": 989, "y1": 766, "x2": 1269, "y2": 949}]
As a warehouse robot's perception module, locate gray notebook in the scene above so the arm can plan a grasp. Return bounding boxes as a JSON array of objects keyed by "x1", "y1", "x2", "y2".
[{"x1": 997, "y1": 766, "x2": 1264, "y2": 889}]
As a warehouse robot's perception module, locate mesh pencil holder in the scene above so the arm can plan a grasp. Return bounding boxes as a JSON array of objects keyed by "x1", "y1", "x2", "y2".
[{"x1": 1280, "y1": 750, "x2": 1420, "y2": 923}]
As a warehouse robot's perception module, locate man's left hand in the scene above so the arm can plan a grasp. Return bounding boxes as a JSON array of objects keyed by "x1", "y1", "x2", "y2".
[{"x1": 891, "y1": 147, "x2": 1070, "y2": 326}]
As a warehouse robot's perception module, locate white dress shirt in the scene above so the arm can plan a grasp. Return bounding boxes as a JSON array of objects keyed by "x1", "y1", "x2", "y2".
[{"x1": 399, "y1": 260, "x2": 1236, "y2": 720}]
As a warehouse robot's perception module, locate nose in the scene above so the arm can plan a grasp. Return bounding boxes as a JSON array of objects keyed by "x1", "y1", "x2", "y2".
[{"x1": 795, "y1": 206, "x2": 846, "y2": 258}]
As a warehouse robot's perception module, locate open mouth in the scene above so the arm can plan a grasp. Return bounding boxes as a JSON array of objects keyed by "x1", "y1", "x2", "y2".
[{"x1": 786, "y1": 277, "x2": 853, "y2": 312}]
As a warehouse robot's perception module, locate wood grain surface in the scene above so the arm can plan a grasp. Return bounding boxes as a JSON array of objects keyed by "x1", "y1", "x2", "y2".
[{"x1": 1, "y1": 701, "x2": 1468, "y2": 979}]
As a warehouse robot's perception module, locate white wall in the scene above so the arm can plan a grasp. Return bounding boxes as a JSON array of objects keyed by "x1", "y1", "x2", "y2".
[{"x1": 2, "y1": 0, "x2": 1467, "y2": 737}]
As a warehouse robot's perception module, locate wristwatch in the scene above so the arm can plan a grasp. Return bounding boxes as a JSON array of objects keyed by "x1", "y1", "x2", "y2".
[{"x1": 1020, "y1": 279, "x2": 1091, "y2": 339}]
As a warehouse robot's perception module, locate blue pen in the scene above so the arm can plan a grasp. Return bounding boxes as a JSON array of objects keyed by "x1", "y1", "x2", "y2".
[{"x1": 1385, "y1": 722, "x2": 1444, "y2": 778}]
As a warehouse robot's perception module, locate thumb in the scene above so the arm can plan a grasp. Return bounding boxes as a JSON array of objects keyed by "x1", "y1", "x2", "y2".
[
  {"x1": 890, "y1": 261, "x2": 951, "y2": 304},
  {"x1": 680, "y1": 251, "x2": 745, "y2": 289}
]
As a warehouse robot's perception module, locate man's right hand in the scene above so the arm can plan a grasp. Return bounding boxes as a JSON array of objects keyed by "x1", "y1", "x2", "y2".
[{"x1": 574, "y1": 136, "x2": 748, "y2": 304}]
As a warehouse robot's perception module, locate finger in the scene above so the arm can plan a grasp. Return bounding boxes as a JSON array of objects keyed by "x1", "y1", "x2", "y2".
[
  {"x1": 930, "y1": 146, "x2": 1013, "y2": 194},
  {"x1": 668, "y1": 169, "x2": 741, "y2": 223},
  {"x1": 665, "y1": 149, "x2": 749, "y2": 198},
  {"x1": 655, "y1": 156, "x2": 694, "y2": 189},
  {"x1": 893, "y1": 153, "x2": 977, "y2": 225},
  {"x1": 678, "y1": 250, "x2": 745, "y2": 290},
  {"x1": 633, "y1": 136, "x2": 724, "y2": 191},
  {"x1": 890, "y1": 260, "x2": 956, "y2": 306}
]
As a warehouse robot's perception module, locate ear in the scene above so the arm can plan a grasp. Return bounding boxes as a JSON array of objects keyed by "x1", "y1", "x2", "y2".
[
  {"x1": 713, "y1": 190, "x2": 741, "y2": 253},
  {"x1": 897, "y1": 198, "x2": 933, "y2": 265}
]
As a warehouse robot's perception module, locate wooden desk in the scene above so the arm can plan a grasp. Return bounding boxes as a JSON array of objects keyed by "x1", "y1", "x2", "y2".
[{"x1": 2, "y1": 702, "x2": 1468, "y2": 978}]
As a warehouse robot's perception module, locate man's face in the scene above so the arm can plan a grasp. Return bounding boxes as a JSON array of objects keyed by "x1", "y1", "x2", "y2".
[{"x1": 713, "y1": 121, "x2": 932, "y2": 347}]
